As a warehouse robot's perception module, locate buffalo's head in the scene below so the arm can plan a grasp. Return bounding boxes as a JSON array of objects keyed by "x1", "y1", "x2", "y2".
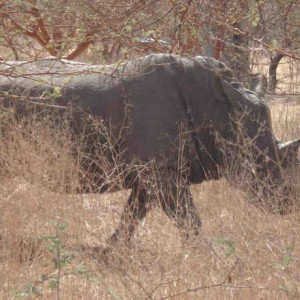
[{"x1": 220, "y1": 79, "x2": 300, "y2": 213}]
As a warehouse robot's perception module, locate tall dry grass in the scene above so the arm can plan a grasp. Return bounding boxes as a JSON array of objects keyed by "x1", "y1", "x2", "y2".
[{"x1": 0, "y1": 97, "x2": 299, "y2": 300}]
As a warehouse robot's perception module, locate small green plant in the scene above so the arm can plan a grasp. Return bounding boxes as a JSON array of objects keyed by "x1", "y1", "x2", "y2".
[
  {"x1": 43, "y1": 221, "x2": 73, "y2": 298},
  {"x1": 41, "y1": 86, "x2": 62, "y2": 99},
  {"x1": 18, "y1": 283, "x2": 43, "y2": 298},
  {"x1": 275, "y1": 245, "x2": 294, "y2": 271},
  {"x1": 214, "y1": 237, "x2": 235, "y2": 257},
  {"x1": 282, "y1": 246, "x2": 293, "y2": 269},
  {"x1": 17, "y1": 220, "x2": 74, "y2": 299}
]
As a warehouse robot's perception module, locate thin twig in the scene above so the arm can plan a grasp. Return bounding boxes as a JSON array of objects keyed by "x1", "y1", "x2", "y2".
[{"x1": 160, "y1": 260, "x2": 239, "y2": 299}]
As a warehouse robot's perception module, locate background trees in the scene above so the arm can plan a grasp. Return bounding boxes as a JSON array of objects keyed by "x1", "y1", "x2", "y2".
[{"x1": 0, "y1": 0, "x2": 299, "y2": 92}]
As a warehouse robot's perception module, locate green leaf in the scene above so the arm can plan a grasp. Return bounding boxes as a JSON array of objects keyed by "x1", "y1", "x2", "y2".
[
  {"x1": 215, "y1": 237, "x2": 235, "y2": 257},
  {"x1": 125, "y1": 25, "x2": 132, "y2": 33},
  {"x1": 49, "y1": 278, "x2": 58, "y2": 289},
  {"x1": 251, "y1": 14, "x2": 260, "y2": 27},
  {"x1": 76, "y1": 263, "x2": 88, "y2": 274},
  {"x1": 283, "y1": 246, "x2": 293, "y2": 269},
  {"x1": 271, "y1": 39, "x2": 279, "y2": 48},
  {"x1": 58, "y1": 221, "x2": 67, "y2": 231}
]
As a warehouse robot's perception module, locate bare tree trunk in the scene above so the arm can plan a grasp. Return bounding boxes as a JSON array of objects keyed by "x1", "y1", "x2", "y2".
[
  {"x1": 221, "y1": 0, "x2": 250, "y2": 86},
  {"x1": 222, "y1": 24, "x2": 250, "y2": 85},
  {"x1": 268, "y1": 53, "x2": 284, "y2": 93}
]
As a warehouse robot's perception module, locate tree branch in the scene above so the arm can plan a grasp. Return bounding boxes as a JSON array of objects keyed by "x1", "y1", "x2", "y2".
[
  {"x1": 65, "y1": 33, "x2": 95, "y2": 60},
  {"x1": 160, "y1": 260, "x2": 239, "y2": 299},
  {"x1": 216, "y1": 19, "x2": 300, "y2": 61},
  {"x1": 29, "y1": 6, "x2": 51, "y2": 45},
  {"x1": 7, "y1": 17, "x2": 58, "y2": 56}
]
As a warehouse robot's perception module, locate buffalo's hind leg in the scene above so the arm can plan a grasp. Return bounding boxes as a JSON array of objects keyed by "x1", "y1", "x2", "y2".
[
  {"x1": 159, "y1": 173, "x2": 202, "y2": 239},
  {"x1": 102, "y1": 185, "x2": 151, "y2": 258}
]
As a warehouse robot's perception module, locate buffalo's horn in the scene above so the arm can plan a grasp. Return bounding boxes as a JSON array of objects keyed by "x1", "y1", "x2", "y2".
[{"x1": 278, "y1": 138, "x2": 300, "y2": 166}]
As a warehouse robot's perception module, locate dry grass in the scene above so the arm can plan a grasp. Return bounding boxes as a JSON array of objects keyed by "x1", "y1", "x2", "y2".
[
  {"x1": 0, "y1": 98, "x2": 299, "y2": 300},
  {"x1": 251, "y1": 55, "x2": 300, "y2": 94}
]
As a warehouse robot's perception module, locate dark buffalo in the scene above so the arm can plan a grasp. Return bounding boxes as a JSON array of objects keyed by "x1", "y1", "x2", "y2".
[{"x1": 0, "y1": 54, "x2": 299, "y2": 254}]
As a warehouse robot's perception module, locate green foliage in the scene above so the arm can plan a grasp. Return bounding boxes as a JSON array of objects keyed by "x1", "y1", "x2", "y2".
[
  {"x1": 282, "y1": 245, "x2": 294, "y2": 270},
  {"x1": 15, "y1": 218, "x2": 121, "y2": 298},
  {"x1": 41, "y1": 86, "x2": 62, "y2": 99},
  {"x1": 75, "y1": 263, "x2": 88, "y2": 274},
  {"x1": 125, "y1": 25, "x2": 132, "y2": 33},
  {"x1": 17, "y1": 220, "x2": 74, "y2": 298},
  {"x1": 271, "y1": 39, "x2": 279, "y2": 48},
  {"x1": 215, "y1": 237, "x2": 235, "y2": 257},
  {"x1": 18, "y1": 283, "x2": 42, "y2": 298},
  {"x1": 274, "y1": 245, "x2": 294, "y2": 271}
]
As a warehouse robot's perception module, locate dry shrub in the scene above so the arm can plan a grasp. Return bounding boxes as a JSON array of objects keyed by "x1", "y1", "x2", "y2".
[
  {"x1": 0, "y1": 98, "x2": 299, "y2": 299},
  {"x1": 0, "y1": 107, "x2": 79, "y2": 192}
]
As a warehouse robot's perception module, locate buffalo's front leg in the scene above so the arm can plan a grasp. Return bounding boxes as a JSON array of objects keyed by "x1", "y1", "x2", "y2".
[
  {"x1": 102, "y1": 186, "x2": 151, "y2": 256},
  {"x1": 158, "y1": 173, "x2": 202, "y2": 238}
]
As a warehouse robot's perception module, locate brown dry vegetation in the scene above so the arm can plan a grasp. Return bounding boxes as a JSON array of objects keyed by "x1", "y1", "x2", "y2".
[
  {"x1": 0, "y1": 1, "x2": 299, "y2": 298},
  {"x1": 0, "y1": 93, "x2": 299, "y2": 300}
]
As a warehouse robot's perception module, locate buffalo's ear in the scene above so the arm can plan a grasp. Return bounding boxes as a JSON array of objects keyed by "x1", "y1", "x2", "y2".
[{"x1": 278, "y1": 138, "x2": 300, "y2": 168}]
